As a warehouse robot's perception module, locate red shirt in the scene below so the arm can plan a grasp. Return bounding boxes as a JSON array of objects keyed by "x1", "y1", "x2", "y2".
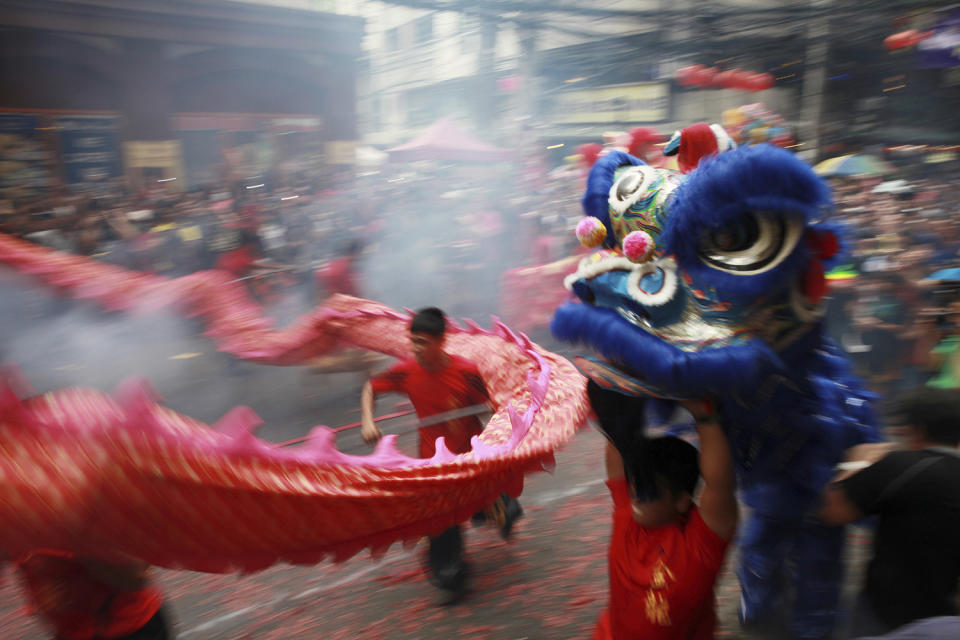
[
  {"x1": 370, "y1": 355, "x2": 489, "y2": 458},
  {"x1": 594, "y1": 479, "x2": 729, "y2": 640},
  {"x1": 15, "y1": 550, "x2": 163, "y2": 640},
  {"x1": 215, "y1": 245, "x2": 255, "y2": 277}
]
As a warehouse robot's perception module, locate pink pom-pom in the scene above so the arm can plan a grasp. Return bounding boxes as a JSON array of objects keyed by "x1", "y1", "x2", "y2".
[
  {"x1": 623, "y1": 231, "x2": 655, "y2": 263},
  {"x1": 576, "y1": 217, "x2": 607, "y2": 248}
]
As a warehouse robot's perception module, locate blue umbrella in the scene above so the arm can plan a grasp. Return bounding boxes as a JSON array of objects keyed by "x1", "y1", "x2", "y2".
[{"x1": 926, "y1": 267, "x2": 960, "y2": 281}]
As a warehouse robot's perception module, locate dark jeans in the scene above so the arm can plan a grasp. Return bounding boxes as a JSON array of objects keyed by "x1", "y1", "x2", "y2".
[
  {"x1": 427, "y1": 525, "x2": 466, "y2": 591},
  {"x1": 427, "y1": 494, "x2": 522, "y2": 592}
]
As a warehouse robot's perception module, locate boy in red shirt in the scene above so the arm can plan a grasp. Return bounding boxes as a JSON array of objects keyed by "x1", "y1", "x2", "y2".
[
  {"x1": 589, "y1": 381, "x2": 738, "y2": 640},
  {"x1": 361, "y1": 307, "x2": 521, "y2": 603}
]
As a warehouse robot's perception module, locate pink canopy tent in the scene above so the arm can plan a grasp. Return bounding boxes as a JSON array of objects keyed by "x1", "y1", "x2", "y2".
[{"x1": 387, "y1": 117, "x2": 511, "y2": 162}]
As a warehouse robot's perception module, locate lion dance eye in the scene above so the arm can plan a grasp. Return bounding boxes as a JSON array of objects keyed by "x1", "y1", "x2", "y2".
[
  {"x1": 699, "y1": 212, "x2": 804, "y2": 275},
  {"x1": 708, "y1": 216, "x2": 759, "y2": 252},
  {"x1": 616, "y1": 171, "x2": 644, "y2": 201}
]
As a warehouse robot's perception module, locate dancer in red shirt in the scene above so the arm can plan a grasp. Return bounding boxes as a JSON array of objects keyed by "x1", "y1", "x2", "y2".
[
  {"x1": 590, "y1": 382, "x2": 738, "y2": 640},
  {"x1": 361, "y1": 307, "x2": 522, "y2": 603}
]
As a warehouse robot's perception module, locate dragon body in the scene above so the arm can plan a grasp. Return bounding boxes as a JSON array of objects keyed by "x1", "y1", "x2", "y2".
[{"x1": 0, "y1": 234, "x2": 588, "y2": 571}]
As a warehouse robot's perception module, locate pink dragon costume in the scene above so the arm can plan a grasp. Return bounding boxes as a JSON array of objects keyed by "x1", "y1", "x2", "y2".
[
  {"x1": 552, "y1": 143, "x2": 880, "y2": 639},
  {"x1": 0, "y1": 233, "x2": 588, "y2": 573}
]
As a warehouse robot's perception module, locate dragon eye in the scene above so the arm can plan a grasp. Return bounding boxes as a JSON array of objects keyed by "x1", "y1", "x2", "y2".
[{"x1": 699, "y1": 212, "x2": 804, "y2": 275}]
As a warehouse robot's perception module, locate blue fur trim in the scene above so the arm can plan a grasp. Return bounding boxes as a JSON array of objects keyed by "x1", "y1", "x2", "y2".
[
  {"x1": 722, "y1": 330, "x2": 879, "y2": 512},
  {"x1": 663, "y1": 144, "x2": 832, "y2": 270},
  {"x1": 551, "y1": 302, "x2": 783, "y2": 396},
  {"x1": 679, "y1": 241, "x2": 811, "y2": 304},
  {"x1": 581, "y1": 151, "x2": 643, "y2": 248}
]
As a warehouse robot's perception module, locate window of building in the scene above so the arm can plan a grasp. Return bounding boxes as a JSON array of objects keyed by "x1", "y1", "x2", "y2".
[
  {"x1": 415, "y1": 15, "x2": 433, "y2": 45},
  {"x1": 385, "y1": 27, "x2": 399, "y2": 52},
  {"x1": 457, "y1": 15, "x2": 477, "y2": 54},
  {"x1": 370, "y1": 95, "x2": 381, "y2": 131},
  {"x1": 459, "y1": 33, "x2": 477, "y2": 55},
  {"x1": 405, "y1": 88, "x2": 437, "y2": 128}
]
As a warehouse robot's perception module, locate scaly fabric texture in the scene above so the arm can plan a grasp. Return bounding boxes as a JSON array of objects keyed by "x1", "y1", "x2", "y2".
[{"x1": 0, "y1": 240, "x2": 589, "y2": 572}]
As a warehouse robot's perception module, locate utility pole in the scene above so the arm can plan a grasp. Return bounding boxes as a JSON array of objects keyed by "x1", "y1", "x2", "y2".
[
  {"x1": 798, "y1": 0, "x2": 832, "y2": 162},
  {"x1": 518, "y1": 28, "x2": 538, "y2": 122},
  {"x1": 475, "y1": 18, "x2": 498, "y2": 136}
]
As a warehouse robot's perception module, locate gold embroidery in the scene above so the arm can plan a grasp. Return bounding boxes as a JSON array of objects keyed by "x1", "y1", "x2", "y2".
[
  {"x1": 645, "y1": 590, "x2": 672, "y2": 626},
  {"x1": 650, "y1": 560, "x2": 676, "y2": 590},
  {"x1": 645, "y1": 558, "x2": 675, "y2": 626}
]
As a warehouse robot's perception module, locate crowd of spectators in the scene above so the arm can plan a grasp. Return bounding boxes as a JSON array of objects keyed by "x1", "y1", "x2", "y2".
[
  {"x1": 0, "y1": 161, "x2": 578, "y2": 323},
  {"x1": 825, "y1": 165, "x2": 960, "y2": 397},
  {"x1": 1, "y1": 150, "x2": 958, "y2": 398},
  {"x1": 0, "y1": 178, "x2": 358, "y2": 310}
]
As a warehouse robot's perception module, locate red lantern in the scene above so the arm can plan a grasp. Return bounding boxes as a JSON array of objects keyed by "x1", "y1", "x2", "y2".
[
  {"x1": 912, "y1": 30, "x2": 934, "y2": 46},
  {"x1": 675, "y1": 65, "x2": 703, "y2": 86},
  {"x1": 884, "y1": 29, "x2": 918, "y2": 51},
  {"x1": 742, "y1": 72, "x2": 774, "y2": 92},
  {"x1": 737, "y1": 71, "x2": 757, "y2": 91},
  {"x1": 755, "y1": 73, "x2": 775, "y2": 91},
  {"x1": 715, "y1": 70, "x2": 738, "y2": 89},
  {"x1": 694, "y1": 66, "x2": 718, "y2": 88},
  {"x1": 730, "y1": 70, "x2": 754, "y2": 90}
]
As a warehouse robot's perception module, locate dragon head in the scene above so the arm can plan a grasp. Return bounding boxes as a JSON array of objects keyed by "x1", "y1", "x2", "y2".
[{"x1": 553, "y1": 144, "x2": 840, "y2": 399}]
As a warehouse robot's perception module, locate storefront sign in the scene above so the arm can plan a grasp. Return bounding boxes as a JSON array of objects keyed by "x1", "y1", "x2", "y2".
[
  {"x1": 125, "y1": 140, "x2": 183, "y2": 169},
  {"x1": 0, "y1": 114, "x2": 53, "y2": 197},
  {"x1": 553, "y1": 83, "x2": 670, "y2": 124},
  {"x1": 172, "y1": 114, "x2": 323, "y2": 132},
  {"x1": 58, "y1": 116, "x2": 122, "y2": 185},
  {"x1": 269, "y1": 117, "x2": 323, "y2": 132},
  {"x1": 125, "y1": 140, "x2": 184, "y2": 189}
]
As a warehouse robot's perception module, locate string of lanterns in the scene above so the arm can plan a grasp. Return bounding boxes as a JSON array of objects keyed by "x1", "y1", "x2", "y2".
[
  {"x1": 883, "y1": 29, "x2": 933, "y2": 51},
  {"x1": 674, "y1": 65, "x2": 775, "y2": 92}
]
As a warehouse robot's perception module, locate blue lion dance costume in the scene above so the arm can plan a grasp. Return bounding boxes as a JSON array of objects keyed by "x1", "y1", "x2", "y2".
[{"x1": 552, "y1": 144, "x2": 880, "y2": 639}]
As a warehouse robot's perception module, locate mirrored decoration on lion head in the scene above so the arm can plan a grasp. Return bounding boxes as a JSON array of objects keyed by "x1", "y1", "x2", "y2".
[{"x1": 552, "y1": 144, "x2": 841, "y2": 400}]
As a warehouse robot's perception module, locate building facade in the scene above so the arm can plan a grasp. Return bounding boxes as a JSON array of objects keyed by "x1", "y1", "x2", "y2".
[
  {"x1": 356, "y1": 0, "x2": 799, "y2": 155},
  {"x1": 0, "y1": 0, "x2": 364, "y2": 195}
]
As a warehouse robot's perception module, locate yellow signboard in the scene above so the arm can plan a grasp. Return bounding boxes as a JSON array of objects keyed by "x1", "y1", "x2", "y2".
[
  {"x1": 125, "y1": 140, "x2": 183, "y2": 168},
  {"x1": 124, "y1": 140, "x2": 184, "y2": 191},
  {"x1": 326, "y1": 140, "x2": 357, "y2": 164},
  {"x1": 554, "y1": 83, "x2": 669, "y2": 124}
]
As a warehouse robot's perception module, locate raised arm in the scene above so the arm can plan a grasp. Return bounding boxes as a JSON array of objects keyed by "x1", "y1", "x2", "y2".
[
  {"x1": 360, "y1": 381, "x2": 382, "y2": 445},
  {"x1": 605, "y1": 439, "x2": 625, "y2": 481},
  {"x1": 685, "y1": 399, "x2": 738, "y2": 541}
]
